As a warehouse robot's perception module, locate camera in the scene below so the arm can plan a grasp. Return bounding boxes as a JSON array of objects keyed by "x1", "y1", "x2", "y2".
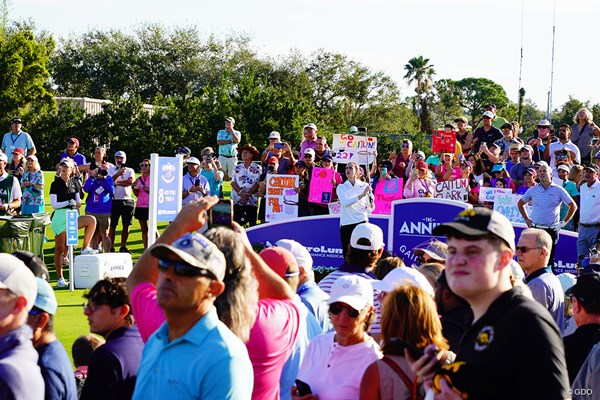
[
  {"x1": 98, "y1": 169, "x2": 108, "y2": 177},
  {"x1": 194, "y1": 178, "x2": 200, "y2": 187},
  {"x1": 120, "y1": 163, "x2": 127, "y2": 169},
  {"x1": 268, "y1": 165, "x2": 275, "y2": 173},
  {"x1": 274, "y1": 142, "x2": 285, "y2": 150}
]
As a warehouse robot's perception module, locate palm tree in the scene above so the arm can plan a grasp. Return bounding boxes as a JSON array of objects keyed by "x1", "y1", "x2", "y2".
[{"x1": 404, "y1": 56, "x2": 436, "y2": 133}]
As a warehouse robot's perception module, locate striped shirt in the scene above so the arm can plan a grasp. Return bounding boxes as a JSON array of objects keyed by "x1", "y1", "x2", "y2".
[
  {"x1": 521, "y1": 182, "x2": 573, "y2": 226},
  {"x1": 318, "y1": 270, "x2": 381, "y2": 334}
]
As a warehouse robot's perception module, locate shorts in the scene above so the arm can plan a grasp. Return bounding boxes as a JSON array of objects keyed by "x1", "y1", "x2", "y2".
[
  {"x1": 134, "y1": 207, "x2": 149, "y2": 221},
  {"x1": 111, "y1": 199, "x2": 135, "y2": 227},
  {"x1": 51, "y1": 208, "x2": 76, "y2": 235},
  {"x1": 87, "y1": 212, "x2": 110, "y2": 232}
]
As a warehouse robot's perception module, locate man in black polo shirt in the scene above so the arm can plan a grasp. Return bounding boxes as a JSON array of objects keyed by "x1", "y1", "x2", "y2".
[
  {"x1": 471, "y1": 110, "x2": 503, "y2": 153},
  {"x1": 409, "y1": 208, "x2": 570, "y2": 399},
  {"x1": 563, "y1": 271, "x2": 600, "y2": 383}
]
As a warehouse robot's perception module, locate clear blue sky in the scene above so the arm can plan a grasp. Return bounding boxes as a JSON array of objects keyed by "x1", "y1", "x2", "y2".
[{"x1": 14, "y1": 0, "x2": 599, "y2": 114}]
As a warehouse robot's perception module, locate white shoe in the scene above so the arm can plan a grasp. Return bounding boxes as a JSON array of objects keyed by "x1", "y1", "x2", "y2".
[
  {"x1": 56, "y1": 278, "x2": 68, "y2": 288},
  {"x1": 81, "y1": 247, "x2": 99, "y2": 255}
]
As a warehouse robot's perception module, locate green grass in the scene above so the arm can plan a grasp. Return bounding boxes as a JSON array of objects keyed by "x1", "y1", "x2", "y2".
[{"x1": 35, "y1": 171, "x2": 232, "y2": 363}]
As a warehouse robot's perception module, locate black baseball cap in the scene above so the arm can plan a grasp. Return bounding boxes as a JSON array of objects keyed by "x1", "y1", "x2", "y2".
[
  {"x1": 433, "y1": 208, "x2": 515, "y2": 252},
  {"x1": 567, "y1": 272, "x2": 600, "y2": 305}
]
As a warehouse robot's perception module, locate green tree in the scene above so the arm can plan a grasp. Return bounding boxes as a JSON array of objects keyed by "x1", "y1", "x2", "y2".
[
  {"x1": 403, "y1": 56, "x2": 436, "y2": 133},
  {"x1": 0, "y1": 22, "x2": 55, "y2": 125},
  {"x1": 454, "y1": 77, "x2": 509, "y2": 127},
  {"x1": 431, "y1": 79, "x2": 463, "y2": 128}
]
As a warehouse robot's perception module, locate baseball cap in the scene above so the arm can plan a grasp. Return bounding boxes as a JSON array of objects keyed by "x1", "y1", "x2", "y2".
[
  {"x1": 0, "y1": 254, "x2": 37, "y2": 311},
  {"x1": 114, "y1": 151, "x2": 126, "y2": 158},
  {"x1": 583, "y1": 164, "x2": 599, "y2": 173},
  {"x1": 501, "y1": 123, "x2": 514, "y2": 130},
  {"x1": 295, "y1": 160, "x2": 307, "y2": 168},
  {"x1": 26, "y1": 155, "x2": 38, "y2": 163},
  {"x1": 0, "y1": 153, "x2": 6, "y2": 162},
  {"x1": 537, "y1": 119, "x2": 552, "y2": 128},
  {"x1": 322, "y1": 155, "x2": 333, "y2": 161},
  {"x1": 350, "y1": 223, "x2": 384, "y2": 251},
  {"x1": 370, "y1": 266, "x2": 434, "y2": 296},
  {"x1": 524, "y1": 168, "x2": 537, "y2": 177},
  {"x1": 304, "y1": 123, "x2": 317, "y2": 130},
  {"x1": 268, "y1": 131, "x2": 281, "y2": 140},
  {"x1": 521, "y1": 145, "x2": 534, "y2": 152},
  {"x1": 556, "y1": 165, "x2": 570, "y2": 173},
  {"x1": 413, "y1": 240, "x2": 448, "y2": 262},
  {"x1": 67, "y1": 138, "x2": 79, "y2": 146},
  {"x1": 59, "y1": 158, "x2": 75, "y2": 168},
  {"x1": 267, "y1": 156, "x2": 278, "y2": 165},
  {"x1": 34, "y1": 278, "x2": 57, "y2": 315},
  {"x1": 556, "y1": 273, "x2": 577, "y2": 294},
  {"x1": 595, "y1": 151, "x2": 600, "y2": 159},
  {"x1": 482, "y1": 111, "x2": 495, "y2": 119},
  {"x1": 327, "y1": 275, "x2": 373, "y2": 311},
  {"x1": 491, "y1": 163, "x2": 506, "y2": 173},
  {"x1": 303, "y1": 148, "x2": 315, "y2": 157},
  {"x1": 259, "y1": 247, "x2": 299, "y2": 278},
  {"x1": 12, "y1": 148, "x2": 24, "y2": 156},
  {"x1": 416, "y1": 160, "x2": 428, "y2": 171},
  {"x1": 225, "y1": 117, "x2": 235, "y2": 124},
  {"x1": 176, "y1": 146, "x2": 192, "y2": 156},
  {"x1": 10, "y1": 118, "x2": 22, "y2": 124},
  {"x1": 12, "y1": 251, "x2": 49, "y2": 282},
  {"x1": 509, "y1": 143, "x2": 522, "y2": 151},
  {"x1": 454, "y1": 116, "x2": 468, "y2": 124},
  {"x1": 567, "y1": 271, "x2": 600, "y2": 305},
  {"x1": 150, "y1": 233, "x2": 227, "y2": 282},
  {"x1": 444, "y1": 123, "x2": 457, "y2": 130},
  {"x1": 186, "y1": 157, "x2": 201, "y2": 165},
  {"x1": 275, "y1": 239, "x2": 313, "y2": 270},
  {"x1": 433, "y1": 208, "x2": 516, "y2": 252}
]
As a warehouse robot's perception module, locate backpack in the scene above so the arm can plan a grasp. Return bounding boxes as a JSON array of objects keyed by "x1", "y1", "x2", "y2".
[{"x1": 381, "y1": 356, "x2": 424, "y2": 400}]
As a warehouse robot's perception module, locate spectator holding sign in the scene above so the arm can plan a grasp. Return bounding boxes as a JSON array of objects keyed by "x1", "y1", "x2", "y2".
[
  {"x1": 311, "y1": 155, "x2": 343, "y2": 216},
  {"x1": 435, "y1": 153, "x2": 461, "y2": 182},
  {"x1": 404, "y1": 161, "x2": 435, "y2": 199},
  {"x1": 293, "y1": 161, "x2": 312, "y2": 217},
  {"x1": 459, "y1": 160, "x2": 480, "y2": 204}
]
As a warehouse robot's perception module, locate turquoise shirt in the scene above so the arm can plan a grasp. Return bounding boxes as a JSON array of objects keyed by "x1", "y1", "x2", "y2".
[
  {"x1": 217, "y1": 129, "x2": 241, "y2": 157},
  {"x1": 132, "y1": 307, "x2": 253, "y2": 400}
]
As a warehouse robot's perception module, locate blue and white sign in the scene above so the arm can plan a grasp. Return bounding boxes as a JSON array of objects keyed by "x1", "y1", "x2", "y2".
[
  {"x1": 66, "y1": 210, "x2": 79, "y2": 246},
  {"x1": 155, "y1": 156, "x2": 181, "y2": 222}
]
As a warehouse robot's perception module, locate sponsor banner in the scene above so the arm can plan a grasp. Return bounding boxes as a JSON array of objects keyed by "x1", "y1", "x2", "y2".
[
  {"x1": 308, "y1": 167, "x2": 334, "y2": 204},
  {"x1": 246, "y1": 215, "x2": 390, "y2": 268},
  {"x1": 66, "y1": 210, "x2": 79, "y2": 246},
  {"x1": 493, "y1": 193, "x2": 531, "y2": 224},
  {"x1": 479, "y1": 187, "x2": 513, "y2": 203},
  {"x1": 246, "y1": 198, "x2": 579, "y2": 274},
  {"x1": 432, "y1": 130, "x2": 456, "y2": 153},
  {"x1": 373, "y1": 178, "x2": 403, "y2": 215},
  {"x1": 266, "y1": 174, "x2": 299, "y2": 222},
  {"x1": 332, "y1": 133, "x2": 377, "y2": 165},
  {"x1": 156, "y1": 157, "x2": 181, "y2": 221},
  {"x1": 434, "y1": 179, "x2": 468, "y2": 202}
]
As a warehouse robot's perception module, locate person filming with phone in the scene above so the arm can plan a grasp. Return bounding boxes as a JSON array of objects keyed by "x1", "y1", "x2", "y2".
[{"x1": 182, "y1": 157, "x2": 210, "y2": 205}]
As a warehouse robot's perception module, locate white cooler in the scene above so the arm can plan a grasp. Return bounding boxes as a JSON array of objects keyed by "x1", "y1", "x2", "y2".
[{"x1": 73, "y1": 253, "x2": 133, "y2": 289}]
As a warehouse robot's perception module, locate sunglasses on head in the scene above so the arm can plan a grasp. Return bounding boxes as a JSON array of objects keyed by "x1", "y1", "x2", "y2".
[
  {"x1": 329, "y1": 302, "x2": 361, "y2": 318},
  {"x1": 157, "y1": 259, "x2": 217, "y2": 279},
  {"x1": 515, "y1": 246, "x2": 541, "y2": 253}
]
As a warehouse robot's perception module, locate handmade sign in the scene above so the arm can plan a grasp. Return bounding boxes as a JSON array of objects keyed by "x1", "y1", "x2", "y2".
[
  {"x1": 309, "y1": 167, "x2": 334, "y2": 204},
  {"x1": 493, "y1": 193, "x2": 531, "y2": 224},
  {"x1": 479, "y1": 187, "x2": 513, "y2": 203},
  {"x1": 332, "y1": 133, "x2": 377, "y2": 165},
  {"x1": 434, "y1": 179, "x2": 468, "y2": 202},
  {"x1": 265, "y1": 174, "x2": 299, "y2": 222},
  {"x1": 432, "y1": 130, "x2": 457, "y2": 153},
  {"x1": 373, "y1": 178, "x2": 403, "y2": 215}
]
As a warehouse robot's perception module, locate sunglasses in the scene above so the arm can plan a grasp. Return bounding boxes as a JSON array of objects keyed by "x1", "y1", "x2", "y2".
[
  {"x1": 401, "y1": 144, "x2": 410, "y2": 148},
  {"x1": 82, "y1": 302, "x2": 111, "y2": 313},
  {"x1": 515, "y1": 246, "x2": 542, "y2": 253},
  {"x1": 304, "y1": 154, "x2": 313, "y2": 158},
  {"x1": 139, "y1": 163, "x2": 149, "y2": 167},
  {"x1": 417, "y1": 256, "x2": 433, "y2": 265},
  {"x1": 559, "y1": 129, "x2": 569, "y2": 133},
  {"x1": 329, "y1": 302, "x2": 361, "y2": 318},
  {"x1": 537, "y1": 126, "x2": 550, "y2": 130},
  {"x1": 157, "y1": 259, "x2": 217, "y2": 279},
  {"x1": 556, "y1": 154, "x2": 567, "y2": 159}
]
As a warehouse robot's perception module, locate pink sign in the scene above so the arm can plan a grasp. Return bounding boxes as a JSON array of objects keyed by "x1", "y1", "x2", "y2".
[
  {"x1": 309, "y1": 167, "x2": 334, "y2": 204},
  {"x1": 373, "y1": 178, "x2": 403, "y2": 215}
]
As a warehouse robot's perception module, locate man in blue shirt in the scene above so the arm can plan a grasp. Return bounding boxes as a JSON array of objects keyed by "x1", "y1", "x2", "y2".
[
  {"x1": 0, "y1": 253, "x2": 44, "y2": 399},
  {"x1": 1, "y1": 118, "x2": 36, "y2": 157},
  {"x1": 27, "y1": 278, "x2": 78, "y2": 400},
  {"x1": 133, "y1": 232, "x2": 253, "y2": 400},
  {"x1": 518, "y1": 164, "x2": 577, "y2": 271},
  {"x1": 59, "y1": 138, "x2": 87, "y2": 167}
]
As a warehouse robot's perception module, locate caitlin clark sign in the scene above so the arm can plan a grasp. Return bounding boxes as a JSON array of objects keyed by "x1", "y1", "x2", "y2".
[
  {"x1": 434, "y1": 179, "x2": 468, "y2": 202},
  {"x1": 332, "y1": 133, "x2": 377, "y2": 165},
  {"x1": 309, "y1": 167, "x2": 334, "y2": 204},
  {"x1": 266, "y1": 174, "x2": 299, "y2": 222}
]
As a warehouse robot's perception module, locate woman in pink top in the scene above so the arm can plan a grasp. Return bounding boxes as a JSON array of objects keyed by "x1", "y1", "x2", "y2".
[
  {"x1": 435, "y1": 153, "x2": 461, "y2": 182},
  {"x1": 133, "y1": 159, "x2": 151, "y2": 248},
  {"x1": 403, "y1": 161, "x2": 435, "y2": 198}
]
